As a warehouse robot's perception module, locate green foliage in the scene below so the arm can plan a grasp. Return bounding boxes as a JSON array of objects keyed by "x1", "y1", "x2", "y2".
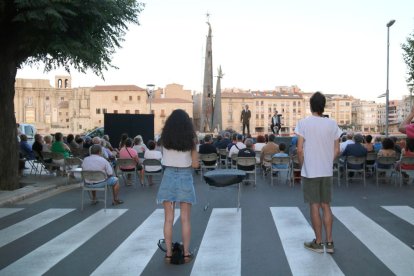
[
  {"x1": 0, "y1": 0, "x2": 144, "y2": 77},
  {"x1": 402, "y1": 32, "x2": 414, "y2": 85}
]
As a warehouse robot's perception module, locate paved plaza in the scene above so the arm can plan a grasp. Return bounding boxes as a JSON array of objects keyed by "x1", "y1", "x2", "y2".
[{"x1": 0, "y1": 169, "x2": 413, "y2": 275}]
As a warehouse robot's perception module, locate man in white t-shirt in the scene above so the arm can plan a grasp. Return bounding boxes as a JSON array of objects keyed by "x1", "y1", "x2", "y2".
[
  {"x1": 295, "y1": 91, "x2": 341, "y2": 254},
  {"x1": 228, "y1": 134, "x2": 246, "y2": 161}
]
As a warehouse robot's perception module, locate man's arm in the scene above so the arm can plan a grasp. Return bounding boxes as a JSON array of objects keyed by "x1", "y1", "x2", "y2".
[
  {"x1": 333, "y1": 138, "x2": 340, "y2": 160},
  {"x1": 399, "y1": 105, "x2": 414, "y2": 134},
  {"x1": 297, "y1": 135, "x2": 304, "y2": 167}
]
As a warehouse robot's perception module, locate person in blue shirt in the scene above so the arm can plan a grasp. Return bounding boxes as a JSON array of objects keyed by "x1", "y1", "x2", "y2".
[
  {"x1": 19, "y1": 134, "x2": 35, "y2": 160},
  {"x1": 272, "y1": 143, "x2": 289, "y2": 169}
]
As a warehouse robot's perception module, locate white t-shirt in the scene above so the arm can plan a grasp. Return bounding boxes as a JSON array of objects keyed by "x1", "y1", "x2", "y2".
[
  {"x1": 81, "y1": 154, "x2": 113, "y2": 183},
  {"x1": 162, "y1": 148, "x2": 192, "y2": 167},
  {"x1": 295, "y1": 115, "x2": 342, "y2": 178},
  {"x1": 144, "y1": 150, "x2": 163, "y2": 171},
  {"x1": 228, "y1": 142, "x2": 246, "y2": 157}
]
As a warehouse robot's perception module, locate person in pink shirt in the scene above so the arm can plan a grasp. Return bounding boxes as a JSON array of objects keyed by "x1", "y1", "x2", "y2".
[{"x1": 118, "y1": 138, "x2": 142, "y2": 184}]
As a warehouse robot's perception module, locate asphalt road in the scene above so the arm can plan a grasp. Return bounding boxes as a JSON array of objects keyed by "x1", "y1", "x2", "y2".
[{"x1": 0, "y1": 171, "x2": 413, "y2": 276}]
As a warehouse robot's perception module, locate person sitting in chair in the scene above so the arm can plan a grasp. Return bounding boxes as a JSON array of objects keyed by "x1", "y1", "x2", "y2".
[
  {"x1": 198, "y1": 134, "x2": 217, "y2": 166},
  {"x1": 82, "y1": 145, "x2": 123, "y2": 205},
  {"x1": 237, "y1": 138, "x2": 256, "y2": 171}
]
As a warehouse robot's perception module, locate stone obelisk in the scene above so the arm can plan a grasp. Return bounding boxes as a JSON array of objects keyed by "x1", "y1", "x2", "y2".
[
  {"x1": 212, "y1": 66, "x2": 223, "y2": 132},
  {"x1": 200, "y1": 18, "x2": 214, "y2": 132}
]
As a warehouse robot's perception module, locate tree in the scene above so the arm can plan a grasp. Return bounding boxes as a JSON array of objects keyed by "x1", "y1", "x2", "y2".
[
  {"x1": 0, "y1": 0, "x2": 144, "y2": 190},
  {"x1": 402, "y1": 32, "x2": 414, "y2": 88}
]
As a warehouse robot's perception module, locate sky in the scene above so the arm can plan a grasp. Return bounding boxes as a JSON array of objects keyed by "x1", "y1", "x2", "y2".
[{"x1": 16, "y1": 0, "x2": 414, "y2": 102}]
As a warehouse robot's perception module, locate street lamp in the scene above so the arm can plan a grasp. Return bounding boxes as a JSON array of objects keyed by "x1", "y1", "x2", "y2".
[
  {"x1": 146, "y1": 84, "x2": 155, "y2": 114},
  {"x1": 385, "y1": 19, "x2": 395, "y2": 137}
]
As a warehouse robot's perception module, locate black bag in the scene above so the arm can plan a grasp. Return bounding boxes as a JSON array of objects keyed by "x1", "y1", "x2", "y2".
[{"x1": 157, "y1": 239, "x2": 184, "y2": 265}]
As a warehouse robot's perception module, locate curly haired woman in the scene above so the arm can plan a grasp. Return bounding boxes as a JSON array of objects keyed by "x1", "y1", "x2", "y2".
[{"x1": 156, "y1": 109, "x2": 199, "y2": 264}]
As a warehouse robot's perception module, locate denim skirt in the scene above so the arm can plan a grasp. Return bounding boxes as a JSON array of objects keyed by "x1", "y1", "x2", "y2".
[{"x1": 156, "y1": 167, "x2": 196, "y2": 204}]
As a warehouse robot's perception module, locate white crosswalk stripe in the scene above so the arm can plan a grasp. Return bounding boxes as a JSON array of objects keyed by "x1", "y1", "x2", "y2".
[
  {"x1": 191, "y1": 208, "x2": 242, "y2": 276},
  {"x1": 92, "y1": 209, "x2": 180, "y2": 276},
  {"x1": 1, "y1": 209, "x2": 127, "y2": 276},
  {"x1": 1, "y1": 206, "x2": 414, "y2": 275},
  {"x1": 0, "y1": 208, "x2": 23, "y2": 219},
  {"x1": 0, "y1": 208, "x2": 74, "y2": 247},
  {"x1": 333, "y1": 206, "x2": 414, "y2": 275},
  {"x1": 381, "y1": 205, "x2": 414, "y2": 225},
  {"x1": 270, "y1": 207, "x2": 344, "y2": 276}
]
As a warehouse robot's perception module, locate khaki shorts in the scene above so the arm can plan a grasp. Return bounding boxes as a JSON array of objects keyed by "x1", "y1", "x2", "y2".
[{"x1": 302, "y1": 177, "x2": 332, "y2": 204}]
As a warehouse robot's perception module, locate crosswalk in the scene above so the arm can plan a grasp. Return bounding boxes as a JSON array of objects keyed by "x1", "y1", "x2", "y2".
[{"x1": 0, "y1": 205, "x2": 413, "y2": 275}]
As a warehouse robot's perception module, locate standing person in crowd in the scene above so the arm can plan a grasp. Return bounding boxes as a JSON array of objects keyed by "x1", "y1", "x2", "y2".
[
  {"x1": 296, "y1": 91, "x2": 341, "y2": 254},
  {"x1": 271, "y1": 110, "x2": 281, "y2": 135},
  {"x1": 240, "y1": 104, "x2": 251, "y2": 136},
  {"x1": 143, "y1": 140, "x2": 162, "y2": 186},
  {"x1": 156, "y1": 109, "x2": 198, "y2": 264}
]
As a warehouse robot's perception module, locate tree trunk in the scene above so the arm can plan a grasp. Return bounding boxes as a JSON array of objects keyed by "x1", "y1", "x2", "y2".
[{"x1": 0, "y1": 59, "x2": 19, "y2": 190}]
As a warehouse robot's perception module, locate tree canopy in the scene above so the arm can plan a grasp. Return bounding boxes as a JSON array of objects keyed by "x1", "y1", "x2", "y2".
[
  {"x1": 402, "y1": 31, "x2": 414, "y2": 87},
  {"x1": 0, "y1": 0, "x2": 144, "y2": 190},
  {"x1": 0, "y1": 0, "x2": 144, "y2": 75}
]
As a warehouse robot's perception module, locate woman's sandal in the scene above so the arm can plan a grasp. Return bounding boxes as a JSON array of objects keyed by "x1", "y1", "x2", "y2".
[
  {"x1": 184, "y1": 253, "x2": 194, "y2": 263},
  {"x1": 165, "y1": 255, "x2": 172, "y2": 264},
  {"x1": 112, "y1": 199, "x2": 124, "y2": 206}
]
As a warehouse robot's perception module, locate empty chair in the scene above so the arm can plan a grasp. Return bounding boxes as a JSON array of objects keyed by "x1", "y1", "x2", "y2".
[
  {"x1": 80, "y1": 170, "x2": 107, "y2": 211},
  {"x1": 270, "y1": 156, "x2": 291, "y2": 186},
  {"x1": 345, "y1": 156, "x2": 366, "y2": 187}
]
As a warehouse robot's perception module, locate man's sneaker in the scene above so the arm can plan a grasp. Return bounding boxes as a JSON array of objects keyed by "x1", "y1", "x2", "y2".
[
  {"x1": 325, "y1": 241, "x2": 334, "y2": 253},
  {"x1": 304, "y1": 239, "x2": 324, "y2": 253}
]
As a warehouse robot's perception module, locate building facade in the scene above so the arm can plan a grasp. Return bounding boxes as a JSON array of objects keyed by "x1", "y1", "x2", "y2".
[{"x1": 14, "y1": 76, "x2": 193, "y2": 136}]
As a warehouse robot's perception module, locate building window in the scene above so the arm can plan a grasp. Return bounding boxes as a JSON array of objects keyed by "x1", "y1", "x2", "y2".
[
  {"x1": 256, "y1": 114, "x2": 259, "y2": 119},
  {"x1": 126, "y1": 110, "x2": 130, "y2": 114},
  {"x1": 66, "y1": 119, "x2": 69, "y2": 122},
  {"x1": 135, "y1": 110, "x2": 140, "y2": 114},
  {"x1": 261, "y1": 101, "x2": 264, "y2": 106},
  {"x1": 79, "y1": 124, "x2": 82, "y2": 129},
  {"x1": 137, "y1": 96, "x2": 141, "y2": 101},
  {"x1": 60, "y1": 97, "x2": 64, "y2": 102},
  {"x1": 58, "y1": 79, "x2": 62, "y2": 88},
  {"x1": 96, "y1": 108, "x2": 101, "y2": 114},
  {"x1": 346, "y1": 102, "x2": 350, "y2": 106},
  {"x1": 114, "y1": 110, "x2": 118, "y2": 114},
  {"x1": 59, "y1": 112, "x2": 62, "y2": 116},
  {"x1": 161, "y1": 109, "x2": 166, "y2": 117},
  {"x1": 129, "y1": 96, "x2": 132, "y2": 101},
  {"x1": 46, "y1": 96, "x2": 49, "y2": 101},
  {"x1": 115, "y1": 96, "x2": 118, "y2": 101},
  {"x1": 99, "y1": 120, "x2": 101, "y2": 124},
  {"x1": 103, "y1": 108, "x2": 107, "y2": 114},
  {"x1": 261, "y1": 114, "x2": 264, "y2": 119}
]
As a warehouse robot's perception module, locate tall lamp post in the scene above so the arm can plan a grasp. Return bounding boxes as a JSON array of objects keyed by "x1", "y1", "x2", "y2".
[
  {"x1": 385, "y1": 19, "x2": 395, "y2": 137},
  {"x1": 146, "y1": 84, "x2": 155, "y2": 114}
]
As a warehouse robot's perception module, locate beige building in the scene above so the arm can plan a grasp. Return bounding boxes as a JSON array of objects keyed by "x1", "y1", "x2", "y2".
[
  {"x1": 14, "y1": 76, "x2": 193, "y2": 136},
  {"x1": 351, "y1": 100, "x2": 378, "y2": 133}
]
